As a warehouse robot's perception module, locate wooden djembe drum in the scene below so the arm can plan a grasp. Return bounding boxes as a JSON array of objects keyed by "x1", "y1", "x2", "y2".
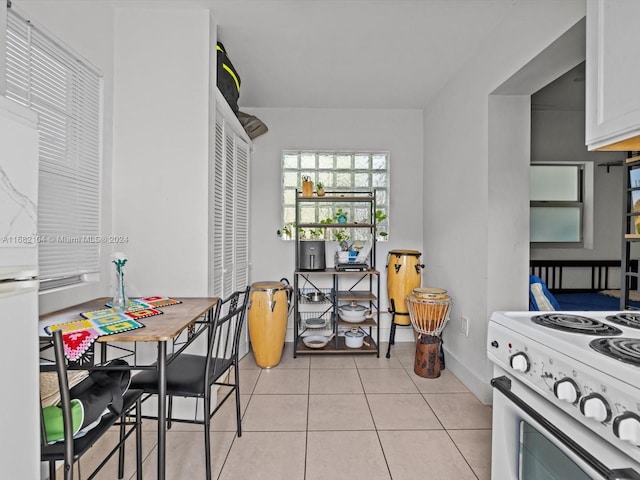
[{"x1": 406, "y1": 288, "x2": 451, "y2": 378}]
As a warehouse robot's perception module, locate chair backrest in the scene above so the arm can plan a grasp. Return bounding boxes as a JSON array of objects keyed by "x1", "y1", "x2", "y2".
[
  {"x1": 40, "y1": 329, "x2": 76, "y2": 479},
  {"x1": 205, "y1": 286, "x2": 250, "y2": 380}
]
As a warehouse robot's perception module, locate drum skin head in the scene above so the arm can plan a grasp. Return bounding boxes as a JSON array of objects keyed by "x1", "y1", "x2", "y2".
[
  {"x1": 388, "y1": 249, "x2": 421, "y2": 256},
  {"x1": 251, "y1": 281, "x2": 285, "y2": 290},
  {"x1": 412, "y1": 287, "x2": 448, "y2": 299}
]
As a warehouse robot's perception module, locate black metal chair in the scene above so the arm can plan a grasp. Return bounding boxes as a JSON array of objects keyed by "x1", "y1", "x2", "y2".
[
  {"x1": 130, "y1": 286, "x2": 250, "y2": 480},
  {"x1": 40, "y1": 330, "x2": 143, "y2": 480}
]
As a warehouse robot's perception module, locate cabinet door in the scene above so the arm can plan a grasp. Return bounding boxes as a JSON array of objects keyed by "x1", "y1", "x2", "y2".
[
  {"x1": 586, "y1": 0, "x2": 640, "y2": 150},
  {"x1": 210, "y1": 112, "x2": 250, "y2": 297}
]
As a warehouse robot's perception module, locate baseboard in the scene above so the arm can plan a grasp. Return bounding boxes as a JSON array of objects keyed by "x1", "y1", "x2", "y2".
[{"x1": 442, "y1": 346, "x2": 493, "y2": 405}]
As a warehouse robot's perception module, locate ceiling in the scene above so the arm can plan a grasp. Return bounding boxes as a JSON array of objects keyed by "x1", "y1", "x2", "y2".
[
  {"x1": 532, "y1": 62, "x2": 585, "y2": 112},
  {"x1": 20, "y1": 0, "x2": 583, "y2": 111},
  {"x1": 207, "y1": 0, "x2": 519, "y2": 110}
]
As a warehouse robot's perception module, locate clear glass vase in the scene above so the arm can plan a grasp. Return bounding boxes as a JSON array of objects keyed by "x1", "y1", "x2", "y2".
[{"x1": 113, "y1": 269, "x2": 129, "y2": 312}]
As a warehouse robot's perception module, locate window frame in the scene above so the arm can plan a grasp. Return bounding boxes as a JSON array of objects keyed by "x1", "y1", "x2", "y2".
[{"x1": 530, "y1": 162, "x2": 585, "y2": 247}]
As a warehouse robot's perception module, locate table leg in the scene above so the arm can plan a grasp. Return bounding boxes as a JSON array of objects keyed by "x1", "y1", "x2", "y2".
[{"x1": 157, "y1": 340, "x2": 167, "y2": 480}]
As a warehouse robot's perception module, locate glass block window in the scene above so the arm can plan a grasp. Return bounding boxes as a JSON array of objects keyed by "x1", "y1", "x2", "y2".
[{"x1": 281, "y1": 151, "x2": 389, "y2": 240}]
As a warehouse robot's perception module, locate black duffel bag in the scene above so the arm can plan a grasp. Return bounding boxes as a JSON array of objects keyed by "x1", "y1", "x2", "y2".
[
  {"x1": 42, "y1": 359, "x2": 131, "y2": 442},
  {"x1": 216, "y1": 41, "x2": 241, "y2": 113}
]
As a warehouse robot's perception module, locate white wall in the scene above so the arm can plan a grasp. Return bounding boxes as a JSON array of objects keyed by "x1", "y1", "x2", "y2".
[
  {"x1": 244, "y1": 107, "x2": 424, "y2": 343},
  {"x1": 488, "y1": 95, "x2": 532, "y2": 312},
  {"x1": 112, "y1": 7, "x2": 211, "y2": 297},
  {"x1": 530, "y1": 108, "x2": 626, "y2": 261},
  {"x1": 423, "y1": 1, "x2": 586, "y2": 403}
]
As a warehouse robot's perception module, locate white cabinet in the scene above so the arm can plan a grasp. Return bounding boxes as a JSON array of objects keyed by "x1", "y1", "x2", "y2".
[
  {"x1": 209, "y1": 91, "x2": 251, "y2": 354},
  {"x1": 586, "y1": 0, "x2": 640, "y2": 151}
]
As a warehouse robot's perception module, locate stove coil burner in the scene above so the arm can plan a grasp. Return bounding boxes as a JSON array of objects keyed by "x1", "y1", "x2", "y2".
[
  {"x1": 590, "y1": 338, "x2": 640, "y2": 366},
  {"x1": 531, "y1": 314, "x2": 623, "y2": 336},
  {"x1": 606, "y1": 312, "x2": 640, "y2": 329}
]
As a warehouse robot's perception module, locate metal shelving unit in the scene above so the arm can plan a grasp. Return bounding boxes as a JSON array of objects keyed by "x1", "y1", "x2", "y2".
[{"x1": 292, "y1": 190, "x2": 380, "y2": 356}]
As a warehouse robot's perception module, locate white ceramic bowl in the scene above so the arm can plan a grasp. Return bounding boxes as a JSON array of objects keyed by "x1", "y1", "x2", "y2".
[{"x1": 303, "y1": 335, "x2": 333, "y2": 349}]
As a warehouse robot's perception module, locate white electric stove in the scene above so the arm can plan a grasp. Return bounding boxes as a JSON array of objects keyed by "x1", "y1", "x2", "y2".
[{"x1": 488, "y1": 311, "x2": 640, "y2": 479}]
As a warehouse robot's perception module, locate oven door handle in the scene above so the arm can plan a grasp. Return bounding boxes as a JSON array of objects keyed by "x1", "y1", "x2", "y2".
[{"x1": 491, "y1": 376, "x2": 640, "y2": 480}]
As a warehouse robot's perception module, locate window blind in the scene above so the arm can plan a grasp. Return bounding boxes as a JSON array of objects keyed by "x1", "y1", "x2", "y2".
[{"x1": 6, "y1": 8, "x2": 102, "y2": 287}]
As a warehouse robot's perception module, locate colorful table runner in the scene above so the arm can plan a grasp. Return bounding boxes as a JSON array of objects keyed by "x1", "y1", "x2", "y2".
[{"x1": 46, "y1": 297, "x2": 182, "y2": 361}]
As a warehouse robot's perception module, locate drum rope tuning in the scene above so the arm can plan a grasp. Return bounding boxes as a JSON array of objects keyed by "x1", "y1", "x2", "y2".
[
  {"x1": 407, "y1": 288, "x2": 451, "y2": 379},
  {"x1": 407, "y1": 288, "x2": 452, "y2": 337},
  {"x1": 393, "y1": 263, "x2": 424, "y2": 275}
]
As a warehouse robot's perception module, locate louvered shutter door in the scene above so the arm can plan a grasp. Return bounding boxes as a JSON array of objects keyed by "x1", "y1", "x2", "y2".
[
  {"x1": 234, "y1": 137, "x2": 250, "y2": 291},
  {"x1": 210, "y1": 117, "x2": 225, "y2": 296},
  {"x1": 222, "y1": 126, "x2": 235, "y2": 296}
]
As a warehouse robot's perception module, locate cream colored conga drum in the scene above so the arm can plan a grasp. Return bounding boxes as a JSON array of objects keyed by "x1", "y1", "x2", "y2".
[
  {"x1": 386, "y1": 250, "x2": 424, "y2": 325},
  {"x1": 248, "y1": 281, "x2": 289, "y2": 368}
]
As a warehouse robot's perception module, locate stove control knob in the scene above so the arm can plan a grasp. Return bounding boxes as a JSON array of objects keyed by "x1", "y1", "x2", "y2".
[
  {"x1": 579, "y1": 393, "x2": 611, "y2": 423},
  {"x1": 509, "y1": 352, "x2": 530, "y2": 373},
  {"x1": 553, "y1": 378, "x2": 580, "y2": 404},
  {"x1": 613, "y1": 412, "x2": 640, "y2": 446}
]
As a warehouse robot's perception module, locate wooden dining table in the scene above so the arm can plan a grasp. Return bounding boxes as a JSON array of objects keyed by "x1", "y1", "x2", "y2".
[{"x1": 39, "y1": 296, "x2": 219, "y2": 480}]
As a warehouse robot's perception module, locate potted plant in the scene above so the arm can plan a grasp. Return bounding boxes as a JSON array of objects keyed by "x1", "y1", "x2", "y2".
[
  {"x1": 307, "y1": 227, "x2": 324, "y2": 240},
  {"x1": 334, "y1": 229, "x2": 351, "y2": 250},
  {"x1": 335, "y1": 208, "x2": 348, "y2": 224},
  {"x1": 301, "y1": 176, "x2": 313, "y2": 197},
  {"x1": 375, "y1": 209, "x2": 389, "y2": 240},
  {"x1": 277, "y1": 222, "x2": 295, "y2": 240},
  {"x1": 320, "y1": 209, "x2": 350, "y2": 247},
  {"x1": 316, "y1": 181, "x2": 325, "y2": 197}
]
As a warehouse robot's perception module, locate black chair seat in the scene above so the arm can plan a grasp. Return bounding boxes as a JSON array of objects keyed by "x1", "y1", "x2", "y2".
[
  {"x1": 41, "y1": 388, "x2": 143, "y2": 463},
  {"x1": 131, "y1": 354, "x2": 234, "y2": 396}
]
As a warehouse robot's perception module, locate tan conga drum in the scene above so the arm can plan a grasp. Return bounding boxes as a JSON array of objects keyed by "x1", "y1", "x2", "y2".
[
  {"x1": 248, "y1": 281, "x2": 289, "y2": 368},
  {"x1": 386, "y1": 250, "x2": 424, "y2": 325}
]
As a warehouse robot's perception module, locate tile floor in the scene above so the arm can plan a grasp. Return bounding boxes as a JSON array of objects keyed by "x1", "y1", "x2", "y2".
[{"x1": 57, "y1": 341, "x2": 493, "y2": 479}]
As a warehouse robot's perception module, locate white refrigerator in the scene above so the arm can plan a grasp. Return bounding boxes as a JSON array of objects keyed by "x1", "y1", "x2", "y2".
[{"x1": 0, "y1": 96, "x2": 41, "y2": 479}]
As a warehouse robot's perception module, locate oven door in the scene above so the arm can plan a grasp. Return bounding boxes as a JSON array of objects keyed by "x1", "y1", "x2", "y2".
[{"x1": 491, "y1": 374, "x2": 640, "y2": 480}]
